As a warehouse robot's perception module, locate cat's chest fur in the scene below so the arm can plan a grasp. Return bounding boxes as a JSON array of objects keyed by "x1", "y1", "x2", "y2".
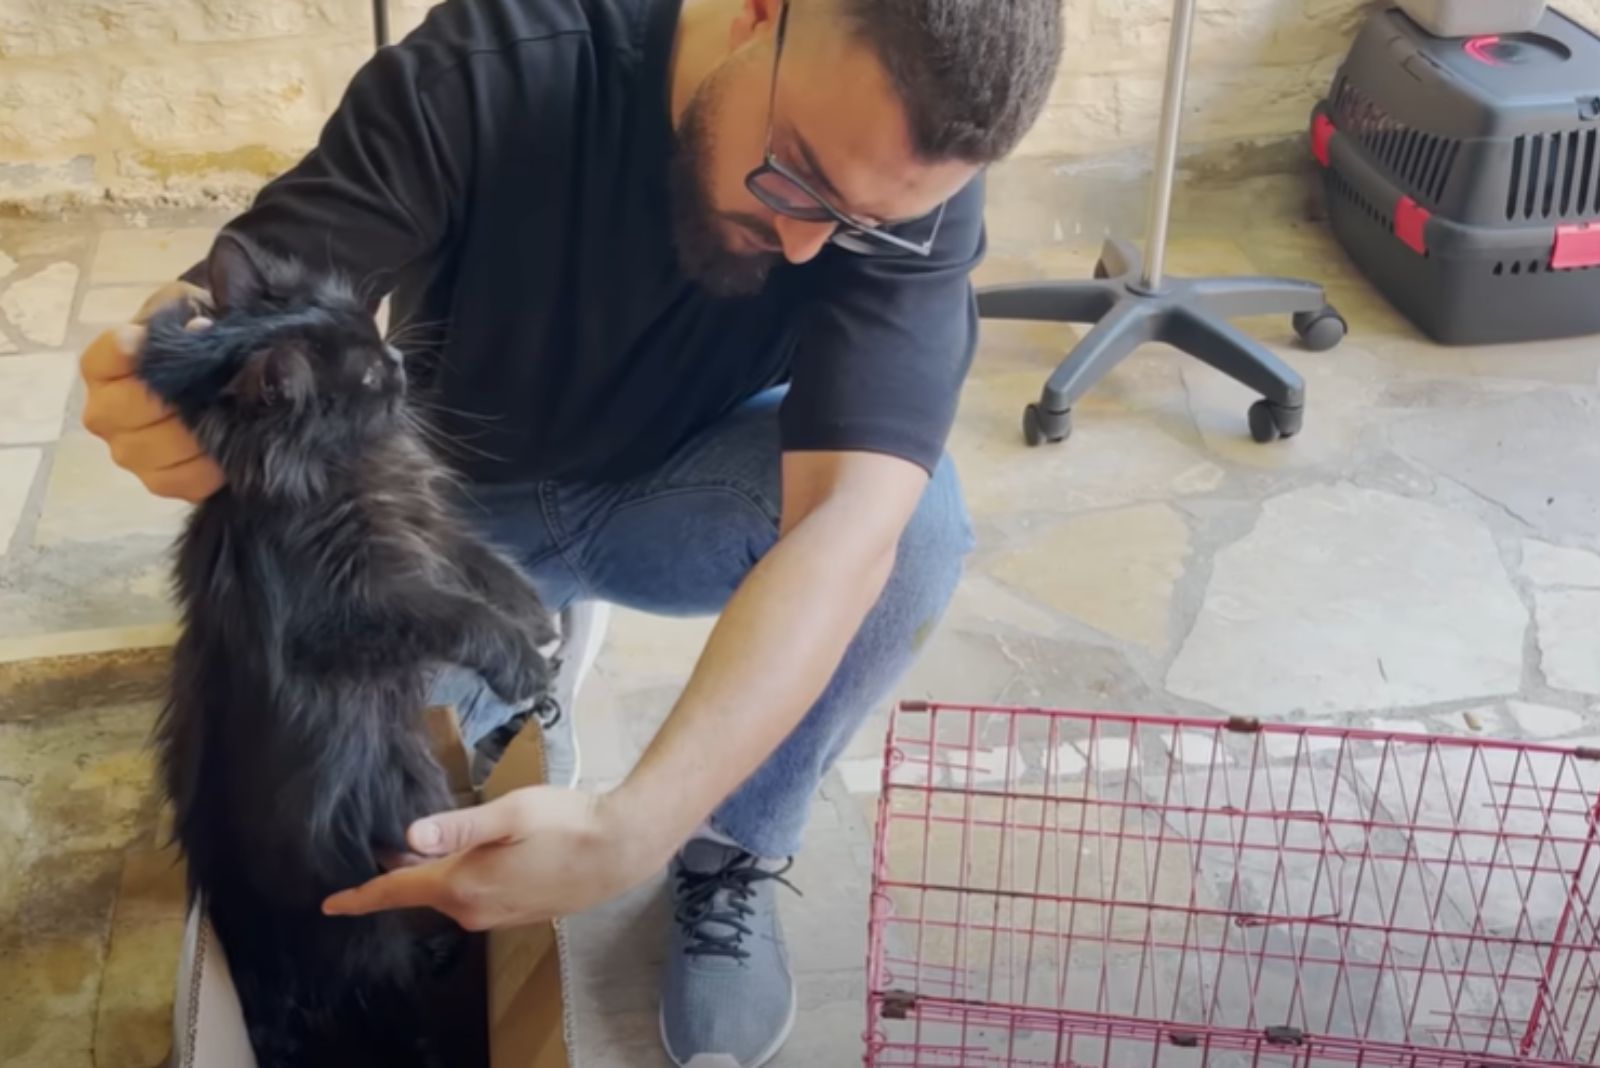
[{"x1": 181, "y1": 471, "x2": 472, "y2": 643}]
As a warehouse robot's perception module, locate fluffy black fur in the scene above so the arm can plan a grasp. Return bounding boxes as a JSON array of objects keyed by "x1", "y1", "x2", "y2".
[{"x1": 141, "y1": 232, "x2": 558, "y2": 1068}]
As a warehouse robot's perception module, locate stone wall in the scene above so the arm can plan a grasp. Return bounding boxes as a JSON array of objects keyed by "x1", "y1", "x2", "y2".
[
  {"x1": 0, "y1": 0, "x2": 435, "y2": 202},
  {"x1": 1021, "y1": 0, "x2": 1377, "y2": 159},
  {"x1": 3, "y1": 0, "x2": 1599, "y2": 206}
]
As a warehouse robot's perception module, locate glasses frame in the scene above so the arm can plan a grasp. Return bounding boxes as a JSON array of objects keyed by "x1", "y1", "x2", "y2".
[{"x1": 742, "y1": 0, "x2": 946, "y2": 258}]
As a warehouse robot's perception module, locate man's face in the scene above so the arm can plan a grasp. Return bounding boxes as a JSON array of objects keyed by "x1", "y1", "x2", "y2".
[{"x1": 668, "y1": 1, "x2": 978, "y2": 297}]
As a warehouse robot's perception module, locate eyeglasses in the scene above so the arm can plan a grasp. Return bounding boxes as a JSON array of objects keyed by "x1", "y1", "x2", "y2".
[{"x1": 743, "y1": 0, "x2": 946, "y2": 257}]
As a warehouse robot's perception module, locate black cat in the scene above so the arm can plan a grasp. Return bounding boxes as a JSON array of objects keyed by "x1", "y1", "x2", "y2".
[{"x1": 139, "y1": 231, "x2": 557, "y2": 1068}]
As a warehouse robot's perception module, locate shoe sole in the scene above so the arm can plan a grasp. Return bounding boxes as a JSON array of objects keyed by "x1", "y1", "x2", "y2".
[
  {"x1": 551, "y1": 601, "x2": 610, "y2": 789},
  {"x1": 658, "y1": 979, "x2": 798, "y2": 1068}
]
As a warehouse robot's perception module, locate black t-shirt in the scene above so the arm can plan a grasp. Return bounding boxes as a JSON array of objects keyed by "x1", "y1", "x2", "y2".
[{"x1": 205, "y1": 0, "x2": 985, "y2": 484}]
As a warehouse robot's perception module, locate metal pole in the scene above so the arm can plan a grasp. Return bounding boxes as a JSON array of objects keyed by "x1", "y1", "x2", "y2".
[
  {"x1": 372, "y1": 0, "x2": 390, "y2": 48},
  {"x1": 1140, "y1": 0, "x2": 1199, "y2": 291}
]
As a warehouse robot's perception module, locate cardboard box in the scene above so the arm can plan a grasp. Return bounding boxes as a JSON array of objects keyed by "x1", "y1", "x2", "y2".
[{"x1": 167, "y1": 708, "x2": 573, "y2": 1067}]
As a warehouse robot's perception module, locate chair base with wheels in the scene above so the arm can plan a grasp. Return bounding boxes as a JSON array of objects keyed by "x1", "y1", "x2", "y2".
[
  {"x1": 979, "y1": 238, "x2": 1345, "y2": 446},
  {"x1": 980, "y1": 0, "x2": 1346, "y2": 449}
]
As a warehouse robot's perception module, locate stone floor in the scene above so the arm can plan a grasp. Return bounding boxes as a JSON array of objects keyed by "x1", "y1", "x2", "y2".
[{"x1": 2, "y1": 194, "x2": 1599, "y2": 1068}]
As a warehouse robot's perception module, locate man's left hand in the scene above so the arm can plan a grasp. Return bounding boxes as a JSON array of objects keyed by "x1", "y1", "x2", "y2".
[{"x1": 322, "y1": 786, "x2": 648, "y2": 929}]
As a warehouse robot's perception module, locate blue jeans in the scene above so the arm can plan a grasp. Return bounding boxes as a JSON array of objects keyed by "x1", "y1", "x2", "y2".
[{"x1": 433, "y1": 387, "x2": 974, "y2": 857}]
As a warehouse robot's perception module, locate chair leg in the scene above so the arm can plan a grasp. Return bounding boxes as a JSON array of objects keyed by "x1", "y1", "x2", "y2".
[
  {"x1": 1039, "y1": 298, "x2": 1164, "y2": 413},
  {"x1": 1164, "y1": 307, "x2": 1306, "y2": 409},
  {"x1": 1188, "y1": 275, "x2": 1328, "y2": 319},
  {"x1": 976, "y1": 280, "x2": 1121, "y2": 324}
]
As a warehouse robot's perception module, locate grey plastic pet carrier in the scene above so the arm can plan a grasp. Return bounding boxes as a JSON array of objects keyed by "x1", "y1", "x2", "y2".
[{"x1": 1311, "y1": 5, "x2": 1600, "y2": 343}]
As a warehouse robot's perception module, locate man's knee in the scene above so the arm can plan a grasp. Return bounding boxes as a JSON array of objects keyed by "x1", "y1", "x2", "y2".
[{"x1": 585, "y1": 485, "x2": 778, "y2": 616}]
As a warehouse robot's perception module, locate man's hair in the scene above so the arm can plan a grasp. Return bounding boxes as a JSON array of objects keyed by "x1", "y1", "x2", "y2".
[{"x1": 834, "y1": 0, "x2": 1064, "y2": 164}]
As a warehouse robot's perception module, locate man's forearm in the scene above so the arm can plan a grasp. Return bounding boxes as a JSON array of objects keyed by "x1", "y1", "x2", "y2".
[{"x1": 607, "y1": 498, "x2": 898, "y2": 861}]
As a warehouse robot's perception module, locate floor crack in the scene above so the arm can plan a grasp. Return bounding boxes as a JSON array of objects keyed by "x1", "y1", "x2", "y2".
[{"x1": 1436, "y1": 470, "x2": 1539, "y2": 531}]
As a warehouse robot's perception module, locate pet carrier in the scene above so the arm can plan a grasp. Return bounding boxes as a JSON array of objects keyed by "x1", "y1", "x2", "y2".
[
  {"x1": 1310, "y1": 6, "x2": 1600, "y2": 344},
  {"x1": 866, "y1": 702, "x2": 1600, "y2": 1067}
]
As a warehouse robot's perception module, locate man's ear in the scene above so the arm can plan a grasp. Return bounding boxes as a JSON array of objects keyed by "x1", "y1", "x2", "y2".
[
  {"x1": 729, "y1": 0, "x2": 781, "y2": 49},
  {"x1": 207, "y1": 231, "x2": 271, "y2": 314},
  {"x1": 227, "y1": 346, "x2": 314, "y2": 408}
]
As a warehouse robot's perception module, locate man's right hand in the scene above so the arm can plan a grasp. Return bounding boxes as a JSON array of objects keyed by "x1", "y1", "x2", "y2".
[{"x1": 79, "y1": 281, "x2": 226, "y2": 503}]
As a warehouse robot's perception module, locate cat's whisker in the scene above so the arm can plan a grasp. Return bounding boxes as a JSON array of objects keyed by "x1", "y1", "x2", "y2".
[
  {"x1": 385, "y1": 316, "x2": 451, "y2": 341},
  {"x1": 401, "y1": 409, "x2": 509, "y2": 465},
  {"x1": 408, "y1": 398, "x2": 505, "y2": 425},
  {"x1": 387, "y1": 324, "x2": 451, "y2": 347},
  {"x1": 403, "y1": 411, "x2": 507, "y2": 464}
]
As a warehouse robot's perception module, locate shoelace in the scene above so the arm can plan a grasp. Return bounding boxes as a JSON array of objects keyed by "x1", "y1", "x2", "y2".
[
  {"x1": 474, "y1": 694, "x2": 562, "y2": 770},
  {"x1": 530, "y1": 693, "x2": 563, "y2": 730},
  {"x1": 674, "y1": 853, "x2": 799, "y2": 961}
]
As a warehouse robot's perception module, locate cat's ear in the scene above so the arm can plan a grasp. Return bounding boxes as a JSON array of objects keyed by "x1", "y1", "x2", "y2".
[
  {"x1": 227, "y1": 346, "x2": 314, "y2": 408},
  {"x1": 206, "y1": 231, "x2": 270, "y2": 313}
]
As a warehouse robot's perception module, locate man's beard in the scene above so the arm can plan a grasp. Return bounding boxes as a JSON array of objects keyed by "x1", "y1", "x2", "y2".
[{"x1": 668, "y1": 83, "x2": 784, "y2": 299}]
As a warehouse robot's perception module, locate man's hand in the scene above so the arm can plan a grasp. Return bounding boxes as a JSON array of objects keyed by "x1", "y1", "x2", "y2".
[
  {"x1": 79, "y1": 280, "x2": 225, "y2": 503},
  {"x1": 322, "y1": 786, "x2": 652, "y2": 929}
]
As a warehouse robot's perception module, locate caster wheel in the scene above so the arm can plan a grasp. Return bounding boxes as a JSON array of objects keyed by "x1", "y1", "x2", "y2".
[
  {"x1": 1293, "y1": 306, "x2": 1346, "y2": 352},
  {"x1": 1093, "y1": 261, "x2": 1110, "y2": 280},
  {"x1": 1023, "y1": 404, "x2": 1072, "y2": 447},
  {"x1": 1248, "y1": 401, "x2": 1279, "y2": 443},
  {"x1": 1249, "y1": 400, "x2": 1303, "y2": 444}
]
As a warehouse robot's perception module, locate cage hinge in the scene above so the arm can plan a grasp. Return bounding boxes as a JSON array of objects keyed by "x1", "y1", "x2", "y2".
[
  {"x1": 1264, "y1": 1026, "x2": 1306, "y2": 1047},
  {"x1": 1168, "y1": 1031, "x2": 1202, "y2": 1049},
  {"x1": 1226, "y1": 715, "x2": 1263, "y2": 734},
  {"x1": 1575, "y1": 746, "x2": 1600, "y2": 762},
  {"x1": 880, "y1": 991, "x2": 918, "y2": 1020},
  {"x1": 900, "y1": 700, "x2": 931, "y2": 713}
]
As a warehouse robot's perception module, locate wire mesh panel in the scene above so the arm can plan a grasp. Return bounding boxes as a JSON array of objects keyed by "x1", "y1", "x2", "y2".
[{"x1": 865, "y1": 703, "x2": 1600, "y2": 1068}]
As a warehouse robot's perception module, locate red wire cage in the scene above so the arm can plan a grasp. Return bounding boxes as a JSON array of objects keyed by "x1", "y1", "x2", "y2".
[{"x1": 865, "y1": 703, "x2": 1600, "y2": 1068}]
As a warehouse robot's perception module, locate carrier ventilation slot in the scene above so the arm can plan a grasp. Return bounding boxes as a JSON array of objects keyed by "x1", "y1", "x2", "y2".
[
  {"x1": 1330, "y1": 171, "x2": 1393, "y2": 231},
  {"x1": 1506, "y1": 129, "x2": 1600, "y2": 221},
  {"x1": 1332, "y1": 78, "x2": 1459, "y2": 204},
  {"x1": 1492, "y1": 259, "x2": 1599, "y2": 276}
]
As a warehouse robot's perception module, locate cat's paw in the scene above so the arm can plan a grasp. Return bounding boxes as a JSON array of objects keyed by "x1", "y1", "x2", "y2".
[
  {"x1": 483, "y1": 643, "x2": 552, "y2": 708},
  {"x1": 516, "y1": 606, "x2": 560, "y2": 662}
]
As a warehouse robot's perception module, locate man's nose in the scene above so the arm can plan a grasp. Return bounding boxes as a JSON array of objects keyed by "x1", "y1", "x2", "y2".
[{"x1": 774, "y1": 216, "x2": 836, "y2": 265}]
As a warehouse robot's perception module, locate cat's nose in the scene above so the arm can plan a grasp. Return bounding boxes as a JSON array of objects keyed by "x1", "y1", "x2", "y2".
[{"x1": 384, "y1": 345, "x2": 404, "y2": 366}]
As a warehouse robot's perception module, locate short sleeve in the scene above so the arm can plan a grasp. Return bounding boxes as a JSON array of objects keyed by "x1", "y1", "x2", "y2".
[
  {"x1": 778, "y1": 171, "x2": 986, "y2": 476},
  {"x1": 181, "y1": 27, "x2": 471, "y2": 302}
]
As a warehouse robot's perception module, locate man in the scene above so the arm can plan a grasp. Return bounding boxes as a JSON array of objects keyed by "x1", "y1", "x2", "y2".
[{"x1": 79, "y1": 0, "x2": 1062, "y2": 1063}]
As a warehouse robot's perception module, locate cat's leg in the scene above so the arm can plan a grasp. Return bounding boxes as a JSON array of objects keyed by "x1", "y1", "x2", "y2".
[
  {"x1": 429, "y1": 596, "x2": 551, "y2": 706},
  {"x1": 448, "y1": 536, "x2": 560, "y2": 651},
  {"x1": 359, "y1": 592, "x2": 552, "y2": 708}
]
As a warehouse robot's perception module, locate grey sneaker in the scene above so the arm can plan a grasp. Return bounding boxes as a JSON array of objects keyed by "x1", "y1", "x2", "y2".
[
  {"x1": 659, "y1": 840, "x2": 799, "y2": 1068},
  {"x1": 540, "y1": 600, "x2": 609, "y2": 789}
]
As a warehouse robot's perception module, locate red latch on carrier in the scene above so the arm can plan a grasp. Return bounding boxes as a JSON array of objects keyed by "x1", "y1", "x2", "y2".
[
  {"x1": 1311, "y1": 113, "x2": 1335, "y2": 167},
  {"x1": 1551, "y1": 223, "x2": 1600, "y2": 270},
  {"x1": 1394, "y1": 196, "x2": 1430, "y2": 255}
]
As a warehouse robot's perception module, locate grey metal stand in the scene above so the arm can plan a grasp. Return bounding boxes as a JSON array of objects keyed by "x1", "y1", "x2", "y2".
[
  {"x1": 372, "y1": 0, "x2": 389, "y2": 47},
  {"x1": 979, "y1": 0, "x2": 1346, "y2": 447}
]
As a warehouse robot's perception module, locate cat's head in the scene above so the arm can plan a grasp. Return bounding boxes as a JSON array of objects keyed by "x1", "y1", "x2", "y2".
[{"x1": 138, "y1": 232, "x2": 408, "y2": 500}]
